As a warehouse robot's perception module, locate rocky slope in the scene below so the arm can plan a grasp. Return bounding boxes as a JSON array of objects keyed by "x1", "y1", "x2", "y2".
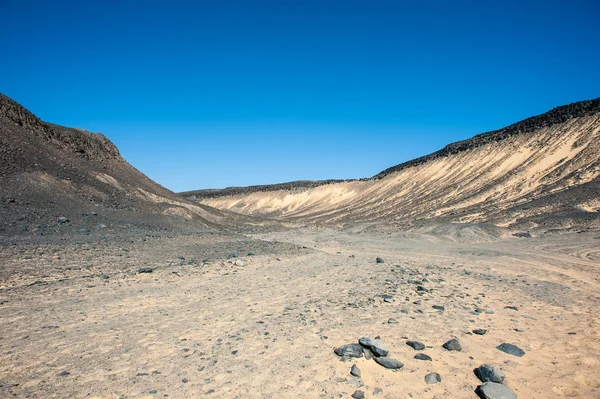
[
  {"x1": 183, "y1": 98, "x2": 600, "y2": 230},
  {"x1": 0, "y1": 93, "x2": 252, "y2": 237}
]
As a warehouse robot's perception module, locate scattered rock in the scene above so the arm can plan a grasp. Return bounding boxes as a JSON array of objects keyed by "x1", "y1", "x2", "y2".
[
  {"x1": 432, "y1": 305, "x2": 445, "y2": 311},
  {"x1": 474, "y1": 364, "x2": 505, "y2": 383},
  {"x1": 373, "y1": 387, "x2": 383, "y2": 396},
  {"x1": 351, "y1": 390, "x2": 365, "y2": 399},
  {"x1": 57, "y1": 371, "x2": 70, "y2": 377},
  {"x1": 376, "y1": 257, "x2": 385, "y2": 263},
  {"x1": 512, "y1": 232, "x2": 531, "y2": 238},
  {"x1": 496, "y1": 343, "x2": 525, "y2": 357},
  {"x1": 234, "y1": 259, "x2": 245, "y2": 266},
  {"x1": 374, "y1": 357, "x2": 404, "y2": 369},
  {"x1": 57, "y1": 217, "x2": 69, "y2": 224},
  {"x1": 473, "y1": 329, "x2": 488, "y2": 335},
  {"x1": 363, "y1": 348, "x2": 374, "y2": 360},
  {"x1": 348, "y1": 378, "x2": 363, "y2": 387},
  {"x1": 443, "y1": 338, "x2": 462, "y2": 351},
  {"x1": 138, "y1": 267, "x2": 153, "y2": 274},
  {"x1": 475, "y1": 382, "x2": 517, "y2": 399},
  {"x1": 387, "y1": 318, "x2": 399, "y2": 324},
  {"x1": 504, "y1": 306, "x2": 519, "y2": 311},
  {"x1": 414, "y1": 353, "x2": 432, "y2": 361},
  {"x1": 334, "y1": 344, "x2": 364, "y2": 359},
  {"x1": 406, "y1": 341, "x2": 425, "y2": 350},
  {"x1": 425, "y1": 372, "x2": 441, "y2": 384},
  {"x1": 350, "y1": 364, "x2": 361, "y2": 378},
  {"x1": 383, "y1": 296, "x2": 393, "y2": 303},
  {"x1": 359, "y1": 337, "x2": 389, "y2": 357},
  {"x1": 514, "y1": 328, "x2": 524, "y2": 332}
]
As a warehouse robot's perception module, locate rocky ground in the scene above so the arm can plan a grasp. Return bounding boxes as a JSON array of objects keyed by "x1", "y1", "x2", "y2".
[{"x1": 1, "y1": 227, "x2": 599, "y2": 398}]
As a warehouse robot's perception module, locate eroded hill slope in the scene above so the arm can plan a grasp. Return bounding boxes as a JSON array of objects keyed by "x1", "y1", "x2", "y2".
[
  {"x1": 184, "y1": 99, "x2": 600, "y2": 230},
  {"x1": 0, "y1": 93, "x2": 242, "y2": 236}
]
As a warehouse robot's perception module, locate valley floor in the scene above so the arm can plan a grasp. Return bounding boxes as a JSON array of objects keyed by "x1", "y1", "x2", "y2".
[{"x1": 0, "y1": 227, "x2": 599, "y2": 398}]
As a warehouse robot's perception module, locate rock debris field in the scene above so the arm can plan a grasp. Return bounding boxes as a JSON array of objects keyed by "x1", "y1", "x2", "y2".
[{"x1": 1, "y1": 227, "x2": 599, "y2": 398}]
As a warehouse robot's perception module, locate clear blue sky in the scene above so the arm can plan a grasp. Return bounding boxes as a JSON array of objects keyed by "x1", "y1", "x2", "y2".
[{"x1": 1, "y1": 1, "x2": 599, "y2": 192}]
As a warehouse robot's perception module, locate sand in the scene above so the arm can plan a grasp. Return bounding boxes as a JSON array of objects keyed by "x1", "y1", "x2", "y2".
[{"x1": 1, "y1": 227, "x2": 599, "y2": 398}]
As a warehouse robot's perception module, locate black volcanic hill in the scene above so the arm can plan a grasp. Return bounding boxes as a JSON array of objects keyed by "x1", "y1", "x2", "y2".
[
  {"x1": 0, "y1": 93, "x2": 233, "y2": 237},
  {"x1": 181, "y1": 97, "x2": 600, "y2": 200}
]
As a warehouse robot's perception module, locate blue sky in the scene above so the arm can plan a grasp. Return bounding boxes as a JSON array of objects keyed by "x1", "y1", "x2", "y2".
[{"x1": 1, "y1": 1, "x2": 599, "y2": 192}]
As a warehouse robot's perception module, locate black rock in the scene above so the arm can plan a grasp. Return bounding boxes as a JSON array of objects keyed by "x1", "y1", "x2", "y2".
[
  {"x1": 351, "y1": 390, "x2": 365, "y2": 399},
  {"x1": 376, "y1": 257, "x2": 385, "y2": 263},
  {"x1": 496, "y1": 343, "x2": 525, "y2": 357},
  {"x1": 374, "y1": 357, "x2": 404, "y2": 369},
  {"x1": 473, "y1": 329, "x2": 488, "y2": 335},
  {"x1": 57, "y1": 371, "x2": 70, "y2": 377},
  {"x1": 475, "y1": 382, "x2": 517, "y2": 399},
  {"x1": 350, "y1": 364, "x2": 361, "y2": 378},
  {"x1": 432, "y1": 305, "x2": 445, "y2": 311},
  {"x1": 443, "y1": 338, "x2": 462, "y2": 351},
  {"x1": 138, "y1": 267, "x2": 154, "y2": 274},
  {"x1": 406, "y1": 341, "x2": 425, "y2": 350},
  {"x1": 474, "y1": 364, "x2": 505, "y2": 383},
  {"x1": 424, "y1": 372, "x2": 441, "y2": 384},
  {"x1": 414, "y1": 353, "x2": 432, "y2": 361},
  {"x1": 359, "y1": 337, "x2": 389, "y2": 357},
  {"x1": 334, "y1": 344, "x2": 364, "y2": 359}
]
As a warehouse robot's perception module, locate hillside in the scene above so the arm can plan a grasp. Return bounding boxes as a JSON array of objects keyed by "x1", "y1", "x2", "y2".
[
  {"x1": 0, "y1": 93, "x2": 244, "y2": 237},
  {"x1": 182, "y1": 98, "x2": 600, "y2": 230}
]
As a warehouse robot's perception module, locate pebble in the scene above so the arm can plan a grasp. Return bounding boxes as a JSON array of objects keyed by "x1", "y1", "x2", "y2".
[
  {"x1": 432, "y1": 305, "x2": 445, "y2": 311},
  {"x1": 473, "y1": 329, "x2": 487, "y2": 335},
  {"x1": 475, "y1": 382, "x2": 517, "y2": 399},
  {"x1": 57, "y1": 217, "x2": 69, "y2": 224},
  {"x1": 515, "y1": 328, "x2": 524, "y2": 332},
  {"x1": 352, "y1": 390, "x2": 365, "y2": 399},
  {"x1": 359, "y1": 337, "x2": 389, "y2": 357},
  {"x1": 424, "y1": 372, "x2": 441, "y2": 384},
  {"x1": 138, "y1": 267, "x2": 153, "y2": 274},
  {"x1": 373, "y1": 387, "x2": 383, "y2": 396},
  {"x1": 406, "y1": 341, "x2": 425, "y2": 350},
  {"x1": 474, "y1": 364, "x2": 505, "y2": 383},
  {"x1": 383, "y1": 296, "x2": 393, "y2": 303},
  {"x1": 376, "y1": 257, "x2": 385, "y2": 263},
  {"x1": 350, "y1": 364, "x2": 361, "y2": 378},
  {"x1": 374, "y1": 357, "x2": 404, "y2": 369},
  {"x1": 334, "y1": 344, "x2": 364, "y2": 359},
  {"x1": 496, "y1": 343, "x2": 525, "y2": 357},
  {"x1": 414, "y1": 353, "x2": 432, "y2": 361},
  {"x1": 442, "y1": 338, "x2": 462, "y2": 351},
  {"x1": 504, "y1": 306, "x2": 519, "y2": 311},
  {"x1": 387, "y1": 318, "x2": 399, "y2": 324}
]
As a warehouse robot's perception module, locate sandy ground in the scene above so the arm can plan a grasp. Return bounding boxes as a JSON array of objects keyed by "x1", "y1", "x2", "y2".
[{"x1": 1, "y1": 228, "x2": 599, "y2": 398}]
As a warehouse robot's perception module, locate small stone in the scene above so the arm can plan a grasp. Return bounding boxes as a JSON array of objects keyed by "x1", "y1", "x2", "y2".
[
  {"x1": 432, "y1": 305, "x2": 445, "y2": 311},
  {"x1": 57, "y1": 217, "x2": 69, "y2": 224},
  {"x1": 376, "y1": 257, "x2": 385, "y2": 263},
  {"x1": 496, "y1": 343, "x2": 525, "y2": 357},
  {"x1": 350, "y1": 364, "x2": 361, "y2": 378},
  {"x1": 383, "y1": 296, "x2": 393, "y2": 303},
  {"x1": 334, "y1": 344, "x2": 364, "y2": 358},
  {"x1": 473, "y1": 329, "x2": 487, "y2": 335},
  {"x1": 504, "y1": 306, "x2": 519, "y2": 311},
  {"x1": 58, "y1": 371, "x2": 70, "y2": 377},
  {"x1": 388, "y1": 318, "x2": 399, "y2": 324},
  {"x1": 374, "y1": 357, "x2": 404, "y2": 369},
  {"x1": 235, "y1": 259, "x2": 245, "y2": 266},
  {"x1": 515, "y1": 328, "x2": 524, "y2": 332},
  {"x1": 424, "y1": 372, "x2": 441, "y2": 384},
  {"x1": 348, "y1": 378, "x2": 363, "y2": 387},
  {"x1": 414, "y1": 353, "x2": 432, "y2": 361},
  {"x1": 181, "y1": 378, "x2": 189, "y2": 383},
  {"x1": 363, "y1": 348, "x2": 374, "y2": 360},
  {"x1": 359, "y1": 337, "x2": 389, "y2": 357},
  {"x1": 373, "y1": 387, "x2": 383, "y2": 396},
  {"x1": 443, "y1": 338, "x2": 462, "y2": 351},
  {"x1": 406, "y1": 341, "x2": 425, "y2": 350},
  {"x1": 475, "y1": 382, "x2": 517, "y2": 399},
  {"x1": 351, "y1": 390, "x2": 365, "y2": 399},
  {"x1": 474, "y1": 364, "x2": 505, "y2": 383},
  {"x1": 138, "y1": 267, "x2": 153, "y2": 274}
]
